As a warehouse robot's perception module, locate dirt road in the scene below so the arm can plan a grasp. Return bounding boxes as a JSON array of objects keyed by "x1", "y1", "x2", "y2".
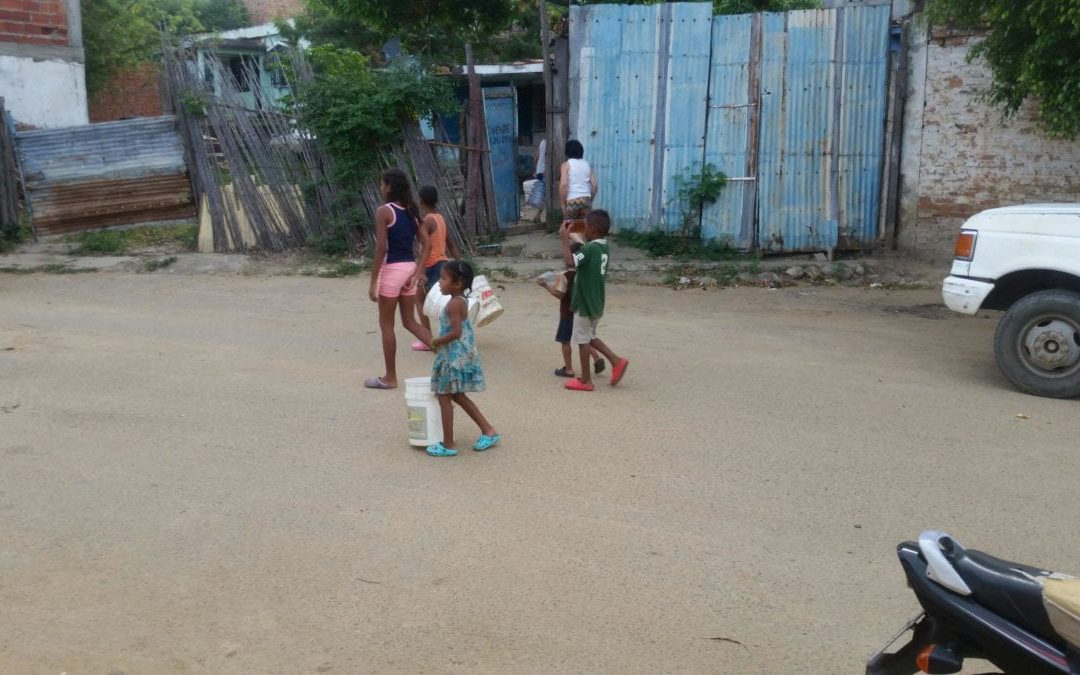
[{"x1": 2, "y1": 274, "x2": 1077, "y2": 673}]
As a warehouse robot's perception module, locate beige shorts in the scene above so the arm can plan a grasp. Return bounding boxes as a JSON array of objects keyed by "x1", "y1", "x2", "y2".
[{"x1": 571, "y1": 313, "x2": 601, "y2": 345}]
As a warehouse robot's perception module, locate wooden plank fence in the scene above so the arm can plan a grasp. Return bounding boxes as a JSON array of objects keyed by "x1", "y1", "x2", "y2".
[{"x1": 0, "y1": 97, "x2": 21, "y2": 227}]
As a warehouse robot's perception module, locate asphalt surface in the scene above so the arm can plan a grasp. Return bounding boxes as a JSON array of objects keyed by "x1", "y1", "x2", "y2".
[{"x1": 2, "y1": 274, "x2": 1077, "y2": 673}]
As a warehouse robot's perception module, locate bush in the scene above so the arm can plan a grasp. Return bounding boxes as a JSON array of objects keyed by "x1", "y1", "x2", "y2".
[
  {"x1": 71, "y1": 224, "x2": 199, "y2": 255},
  {"x1": 0, "y1": 215, "x2": 30, "y2": 253},
  {"x1": 617, "y1": 228, "x2": 750, "y2": 262},
  {"x1": 74, "y1": 230, "x2": 129, "y2": 254}
]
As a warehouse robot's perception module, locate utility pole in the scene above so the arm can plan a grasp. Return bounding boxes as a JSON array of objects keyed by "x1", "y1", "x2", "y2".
[{"x1": 539, "y1": 0, "x2": 556, "y2": 219}]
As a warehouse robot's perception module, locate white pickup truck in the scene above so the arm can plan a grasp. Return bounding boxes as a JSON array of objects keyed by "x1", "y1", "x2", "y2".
[{"x1": 942, "y1": 204, "x2": 1080, "y2": 399}]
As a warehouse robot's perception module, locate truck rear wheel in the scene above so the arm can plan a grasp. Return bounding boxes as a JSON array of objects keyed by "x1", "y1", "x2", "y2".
[{"x1": 994, "y1": 289, "x2": 1080, "y2": 398}]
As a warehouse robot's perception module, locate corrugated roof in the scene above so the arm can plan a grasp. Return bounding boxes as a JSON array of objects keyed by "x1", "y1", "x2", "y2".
[
  {"x1": 837, "y1": 4, "x2": 890, "y2": 247},
  {"x1": 17, "y1": 116, "x2": 187, "y2": 185},
  {"x1": 758, "y1": 10, "x2": 839, "y2": 252},
  {"x1": 702, "y1": 12, "x2": 754, "y2": 247},
  {"x1": 16, "y1": 116, "x2": 194, "y2": 235},
  {"x1": 570, "y1": 3, "x2": 891, "y2": 252},
  {"x1": 656, "y1": 3, "x2": 713, "y2": 231},
  {"x1": 756, "y1": 6, "x2": 890, "y2": 252}
]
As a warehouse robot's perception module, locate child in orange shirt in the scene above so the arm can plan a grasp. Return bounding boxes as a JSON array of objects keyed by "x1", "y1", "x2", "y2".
[{"x1": 412, "y1": 185, "x2": 462, "y2": 351}]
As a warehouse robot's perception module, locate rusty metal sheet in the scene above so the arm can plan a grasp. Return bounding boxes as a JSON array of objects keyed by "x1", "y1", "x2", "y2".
[
  {"x1": 28, "y1": 175, "x2": 195, "y2": 236},
  {"x1": 756, "y1": 7, "x2": 890, "y2": 252},
  {"x1": 837, "y1": 4, "x2": 891, "y2": 248},
  {"x1": 16, "y1": 116, "x2": 194, "y2": 236}
]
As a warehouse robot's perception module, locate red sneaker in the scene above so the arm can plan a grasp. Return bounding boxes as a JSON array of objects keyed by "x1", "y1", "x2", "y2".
[
  {"x1": 564, "y1": 378, "x2": 595, "y2": 392},
  {"x1": 610, "y1": 359, "x2": 630, "y2": 386}
]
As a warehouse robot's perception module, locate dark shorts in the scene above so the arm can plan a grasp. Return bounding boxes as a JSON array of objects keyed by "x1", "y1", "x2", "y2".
[
  {"x1": 425, "y1": 260, "x2": 447, "y2": 291},
  {"x1": 556, "y1": 316, "x2": 574, "y2": 344}
]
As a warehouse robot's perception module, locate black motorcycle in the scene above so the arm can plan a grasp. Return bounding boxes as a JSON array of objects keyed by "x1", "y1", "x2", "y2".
[{"x1": 868, "y1": 531, "x2": 1080, "y2": 674}]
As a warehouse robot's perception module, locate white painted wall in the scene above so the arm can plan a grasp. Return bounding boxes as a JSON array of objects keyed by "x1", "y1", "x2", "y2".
[{"x1": 0, "y1": 54, "x2": 88, "y2": 128}]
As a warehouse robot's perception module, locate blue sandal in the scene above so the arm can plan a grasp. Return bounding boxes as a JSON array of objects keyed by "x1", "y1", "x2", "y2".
[
  {"x1": 426, "y1": 443, "x2": 458, "y2": 457},
  {"x1": 473, "y1": 434, "x2": 501, "y2": 452}
]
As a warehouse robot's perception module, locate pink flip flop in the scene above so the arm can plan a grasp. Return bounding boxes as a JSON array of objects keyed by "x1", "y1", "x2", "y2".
[
  {"x1": 564, "y1": 378, "x2": 595, "y2": 392},
  {"x1": 364, "y1": 377, "x2": 396, "y2": 390},
  {"x1": 411, "y1": 340, "x2": 432, "y2": 352},
  {"x1": 610, "y1": 359, "x2": 630, "y2": 387}
]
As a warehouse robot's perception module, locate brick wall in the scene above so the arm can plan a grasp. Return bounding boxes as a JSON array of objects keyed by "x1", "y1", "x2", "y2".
[
  {"x1": 0, "y1": 0, "x2": 69, "y2": 45},
  {"x1": 88, "y1": 63, "x2": 165, "y2": 123},
  {"x1": 900, "y1": 31, "x2": 1080, "y2": 257},
  {"x1": 241, "y1": 0, "x2": 302, "y2": 25}
]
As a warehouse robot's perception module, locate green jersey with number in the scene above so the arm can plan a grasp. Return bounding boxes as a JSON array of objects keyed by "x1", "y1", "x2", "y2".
[{"x1": 571, "y1": 239, "x2": 609, "y2": 318}]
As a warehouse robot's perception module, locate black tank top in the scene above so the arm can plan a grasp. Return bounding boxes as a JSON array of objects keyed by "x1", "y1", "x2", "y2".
[{"x1": 385, "y1": 203, "x2": 417, "y2": 264}]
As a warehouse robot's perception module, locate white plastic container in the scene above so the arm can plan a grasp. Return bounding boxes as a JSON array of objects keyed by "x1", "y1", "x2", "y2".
[
  {"x1": 423, "y1": 285, "x2": 480, "y2": 324},
  {"x1": 404, "y1": 377, "x2": 442, "y2": 447},
  {"x1": 471, "y1": 275, "x2": 504, "y2": 327}
]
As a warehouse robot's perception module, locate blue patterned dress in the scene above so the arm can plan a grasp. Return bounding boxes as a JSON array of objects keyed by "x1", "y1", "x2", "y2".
[{"x1": 431, "y1": 301, "x2": 486, "y2": 394}]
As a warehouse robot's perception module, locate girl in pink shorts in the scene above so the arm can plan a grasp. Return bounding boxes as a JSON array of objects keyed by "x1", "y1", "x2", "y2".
[{"x1": 365, "y1": 169, "x2": 433, "y2": 390}]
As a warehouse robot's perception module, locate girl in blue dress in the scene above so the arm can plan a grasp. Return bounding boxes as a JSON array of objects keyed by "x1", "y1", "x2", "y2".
[{"x1": 426, "y1": 261, "x2": 500, "y2": 457}]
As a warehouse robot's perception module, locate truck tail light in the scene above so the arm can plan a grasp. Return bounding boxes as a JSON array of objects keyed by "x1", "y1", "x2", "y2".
[{"x1": 954, "y1": 230, "x2": 977, "y2": 261}]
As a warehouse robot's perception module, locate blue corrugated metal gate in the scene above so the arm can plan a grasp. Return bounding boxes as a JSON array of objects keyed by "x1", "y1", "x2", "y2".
[
  {"x1": 570, "y1": 3, "x2": 892, "y2": 253},
  {"x1": 483, "y1": 87, "x2": 521, "y2": 226}
]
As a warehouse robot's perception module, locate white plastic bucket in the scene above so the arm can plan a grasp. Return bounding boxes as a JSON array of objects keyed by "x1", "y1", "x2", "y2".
[
  {"x1": 424, "y1": 285, "x2": 480, "y2": 324},
  {"x1": 404, "y1": 377, "x2": 442, "y2": 447},
  {"x1": 471, "y1": 275, "x2": 504, "y2": 328}
]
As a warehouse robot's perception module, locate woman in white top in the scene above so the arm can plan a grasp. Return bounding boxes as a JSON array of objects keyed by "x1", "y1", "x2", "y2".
[
  {"x1": 559, "y1": 139, "x2": 598, "y2": 221},
  {"x1": 531, "y1": 138, "x2": 547, "y2": 223}
]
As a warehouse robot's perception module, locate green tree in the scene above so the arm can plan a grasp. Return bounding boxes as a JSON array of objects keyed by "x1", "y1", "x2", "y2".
[
  {"x1": 712, "y1": 0, "x2": 819, "y2": 12},
  {"x1": 152, "y1": 0, "x2": 206, "y2": 34},
  {"x1": 927, "y1": 0, "x2": 1080, "y2": 138},
  {"x1": 283, "y1": 0, "x2": 544, "y2": 65},
  {"x1": 278, "y1": 0, "x2": 386, "y2": 59},
  {"x1": 82, "y1": 0, "x2": 252, "y2": 95},
  {"x1": 316, "y1": 0, "x2": 517, "y2": 63},
  {"x1": 573, "y1": 0, "x2": 820, "y2": 14},
  {"x1": 82, "y1": 0, "x2": 158, "y2": 96},
  {"x1": 289, "y1": 46, "x2": 458, "y2": 187},
  {"x1": 197, "y1": 0, "x2": 250, "y2": 31}
]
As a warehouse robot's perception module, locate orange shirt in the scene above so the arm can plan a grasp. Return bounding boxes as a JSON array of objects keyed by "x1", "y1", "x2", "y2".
[{"x1": 423, "y1": 213, "x2": 450, "y2": 269}]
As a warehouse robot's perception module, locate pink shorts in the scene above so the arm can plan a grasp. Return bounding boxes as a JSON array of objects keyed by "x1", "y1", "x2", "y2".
[{"x1": 378, "y1": 262, "x2": 418, "y2": 298}]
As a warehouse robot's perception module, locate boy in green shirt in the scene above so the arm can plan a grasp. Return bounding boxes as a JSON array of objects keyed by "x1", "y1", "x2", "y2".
[{"x1": 560, "y1": 209, "x2": 630, "y2": 391}]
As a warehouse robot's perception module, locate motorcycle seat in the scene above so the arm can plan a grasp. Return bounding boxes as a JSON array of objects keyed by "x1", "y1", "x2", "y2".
[
  {"x1": 1044, "y1": 577, "x2": 1080, "y2": 650},
  {"x1": 952, "y1": 548, "x2": 1062, "y2": 646}
]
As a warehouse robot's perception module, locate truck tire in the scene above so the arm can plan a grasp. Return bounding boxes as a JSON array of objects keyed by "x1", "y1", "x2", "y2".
[{"x1": 994, "y1": 289, "x2": 1080, "y2": 399}]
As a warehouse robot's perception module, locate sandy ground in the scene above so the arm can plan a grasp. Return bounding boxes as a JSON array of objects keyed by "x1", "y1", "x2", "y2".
[{"x1": 1, "y1": 274, "x2": 1078, "y2": 674}]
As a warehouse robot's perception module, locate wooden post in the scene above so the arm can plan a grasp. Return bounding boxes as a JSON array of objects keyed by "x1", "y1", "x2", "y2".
[
  {"x1": 551, "y1": 34, "x2": 570, "y2": 219},
  {"x1": 0, "y1": 97, "x2": 21, "y2": 228},
  {"x1": 741, "y1": 13, "x2": 764, "y2": 250},
  {"x1": 540, "y1": 0, "x2": 555, "y2": 220},
  {"x1": 465, "y1": 44, "x2": 482, "y2": 236},
  {"x1": 881, "y1": 23, "x2": 908, "y2": 250}
]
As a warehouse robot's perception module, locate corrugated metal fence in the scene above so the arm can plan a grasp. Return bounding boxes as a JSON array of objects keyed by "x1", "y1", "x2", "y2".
[
  {"x1": 570, "y1": 3, "x2": 892, "y2": 253},
  {"x1": 16, "y1": 116, "x2": 195, "y2": 236}
]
